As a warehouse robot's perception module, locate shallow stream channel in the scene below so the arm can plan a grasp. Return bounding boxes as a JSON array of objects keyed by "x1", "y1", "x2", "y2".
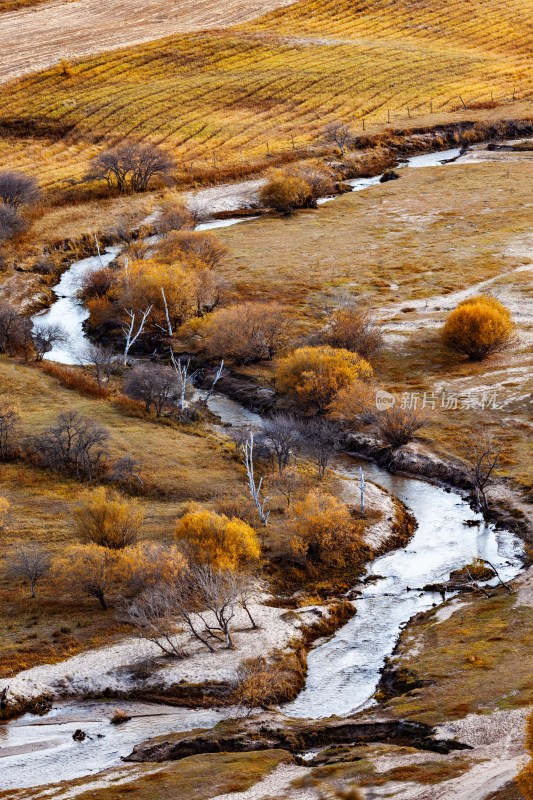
[{"x1": 3, "y1": 144, "x2": 524, "y2": 790}]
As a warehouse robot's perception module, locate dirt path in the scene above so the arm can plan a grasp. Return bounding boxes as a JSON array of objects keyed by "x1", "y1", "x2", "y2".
[{"x1": 0, "y1": 0, "x2": 296, "y2": 85}]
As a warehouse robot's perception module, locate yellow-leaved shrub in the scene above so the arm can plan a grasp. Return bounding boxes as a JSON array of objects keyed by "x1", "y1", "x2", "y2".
[
  {"x1": 175, "y1": 507, "x2": 260, "y2": 570},
  {"x1": 441, "y1": 295, "x2": 513, "y2": 361},
  {"x1": 276, "y1": 345, "x2": 373, "y2": 412},
  {"x1": 73, "y1": 487, "x2": 144, "y2": 549},
  {"x1": 291, "y1": 489, "x2": 370, "y2": 568}
]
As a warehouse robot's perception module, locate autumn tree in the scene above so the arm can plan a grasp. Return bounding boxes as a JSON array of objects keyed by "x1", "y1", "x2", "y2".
[
  {"x1": 73, "y1": 487, "x2": 144, "y2": 549},
  {"x1": 301, "y1": 417, "x2": 343, "y2": 478},
  {"x1": 287, "y1": 161, "x2": 336, "y2": 205},
  {"x1": 119, "y1": 258, "x2": 197, "y2": 334},
  {"x1": 175, "y1": 507, "x2": 260, "y2": 571},
  {"x1": 126, "y1": 541, "x2": 187, "y2": 593},
  {"x1": 88, "y1": 142, "x2": 174, "y2": 194},
  {"x1": 123, "y1": 363, "x2": 181, "y2": 416},
  {"x1": 328, "y1": 379, "x2": 378, "y2": 428},
  {"x1": 319, "y1": 305, "x2": 383, "y2": 359},
  {"x1": 76, "y1": 342, "x2": 117, "y2": 386},
  {"x1": 53, "y1": 544, "x2": 127, "y2": 609},
  {"x1": 8, "y1": 542, "x2": 51, "y2": 598},
  {"x1": 78, "y1": 267, "x2": 117, "y2": 302},
  {"x1": 201, "y1": 302, "x2": 288, "y2": 364},
  {"x1": 458, "y1": 433, "x2": 502, "y2": 516},
  {"x1": 441, "y1": 295, "x2": 514, "y2": 361},
  {"x1": 291, "y1": 490, "x2": 369, "y2": 568},
  {"x1": 154, "y1": 201, "x2": 194, "y2": 235},
  {"x1": 32, "y1": 323, "x2": 67, "y2": 361},
  {"x1": 276, "y1": 345, "x2": 373, "y2": 412}
]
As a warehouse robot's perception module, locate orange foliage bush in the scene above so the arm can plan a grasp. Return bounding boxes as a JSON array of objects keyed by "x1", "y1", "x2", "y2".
[
  {"x1": 175, "y1": 506, "x2": 260, "y2": 570},
  {"x1": 441, "y1": 295, "x2": 514, "y2": 361},
  {"x1": 200, "y1": 301, "x2": 288, "y2": 364},
  {"x1": 39, "y1": 361, "x2": 111, "y2": 398},
  {"x1": 53, "y1": 544, "x2": 129, "y2": 609},
  {"x1": 276, "y1": 345, "x2": 373, "y2": 412},
  {"x1": 291, "y1": 489, "x2": 369, "y2": 568},
  {"x1": 126, "y1": 541, "x2": 188, "y2": 591}
]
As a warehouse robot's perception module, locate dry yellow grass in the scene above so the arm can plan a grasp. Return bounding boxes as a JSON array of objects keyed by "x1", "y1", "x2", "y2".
[
  {"x1": 0, "y1": 357, "x2": 246, "y2": 675},
  {"x1": 216, "y1": 156, "x2": 533, "y2": 486},
  {"x1": 0, "y1": 0, "x2": 531, "y2": 190}
]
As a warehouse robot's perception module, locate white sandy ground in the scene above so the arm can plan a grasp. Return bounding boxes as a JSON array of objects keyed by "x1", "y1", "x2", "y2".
[
  {"x1": 186, "y1": 180, "x2": 265, "y2": 217},
  {"x1": 0, "y1": 600, "x2": 327, "y2": 708},
  {"x1": 0, "y1": 475, "x2": 395, "y2": 710}
]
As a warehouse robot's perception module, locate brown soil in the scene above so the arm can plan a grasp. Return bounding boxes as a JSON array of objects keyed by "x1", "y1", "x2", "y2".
[{"x1": 0, "y1": 0, "x2": 296, "y2": 84}]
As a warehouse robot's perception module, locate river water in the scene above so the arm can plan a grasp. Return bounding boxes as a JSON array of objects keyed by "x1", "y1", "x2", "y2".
[
  {"x1": 7, "y1": 143, "x2": 524, "y2": 789},
  {"x1": 31, "y1": 147, "x2": 462, "y2": 364}
]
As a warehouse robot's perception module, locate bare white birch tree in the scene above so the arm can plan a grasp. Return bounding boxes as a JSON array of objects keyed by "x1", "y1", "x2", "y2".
[
  {"x1": 243, "y1": 432, "x2": 270, "y2": 526},
  {"x1": 121, "y1": 306, "x2": 152, "y2": 364},
  {"x1": 169, "y1": 351, "x2": 198, "y2": 412}
]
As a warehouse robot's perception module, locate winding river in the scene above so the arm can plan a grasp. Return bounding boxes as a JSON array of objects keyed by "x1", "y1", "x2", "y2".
[{"x1": 3, "y1": 144, "x2": 524, "y2": 789}]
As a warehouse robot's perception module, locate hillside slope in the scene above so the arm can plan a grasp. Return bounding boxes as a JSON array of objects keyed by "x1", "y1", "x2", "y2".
[
  {"x1": 0, "y1": 0, "x2": 531, "y2": 189},
  {"x1": 0, "y1": 0, "x2": 297, "y2": 83}
]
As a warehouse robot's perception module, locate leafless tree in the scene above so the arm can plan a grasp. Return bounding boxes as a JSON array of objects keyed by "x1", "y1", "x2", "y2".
[
  {"x1": 193, "y1": 566, "x2": 240, "y2": 649},
  {"x1": 460, "y1": 434, "x2": 502, "y2": 517},
  {"x1": 29, "y1": 410, "x2": 109, "y2": 481},
  {"x1": 302, "y1": 418, "x2": 343, "y2": 479},
  {"x1": 76, "y1": 342, "x2": 117, "y2": 386},
  {"x1": 320, "y1": 304, "x2": 384, "y2": 359},
  {"x1": 0, "y1": 401, "x2": 20, "y2": 461},
  {"x1": 88, "y1": 142, "x2": 175, "y2": 194},
  {"x1": 107, "y1": 455, "x2": 143, "y2": 490},
  {"x1": 202, "y1": 359, "x2": 225, "y2": 406},
  {"x1": 243, "y1": 432, "x2": 270, "y2": 525},
  {"x1": 372, "y1": 406, "x2": 426, "y2": 449},
  {"x1": 0, "y1": 303, "x2": 33, "y2": 357},
  {"x1": 8, "y1": 542, "x2": 51, "y2": 598},
  {"x1": 0, "y1": 204, "x2": 25, "y2": 241},
  {"x1": 124, "y1": 363, "x2": 181, "y2": 417},
  {"x1": 0, "y1": 171, "x2": 40, "y2": 209},
  {"x1": 269, "y1": 467, "x2": 303, "y2": 510},
  {"x1": 234, "y1": 573, "x2": 259, "y2": 629},
  {"x1": 121, "y1": 306, "x2": 152, "y2": 364},
  {"x1": 169, "y1": 352, "x2": 198, "y2": 412},
  {"x1": 260, "y1": 413, "x2": 301, "y2": 475},
  {"x1": 321, "y1": 121, "x2": 353, "y2": 158},
  {"x1": 32, "y1": 323, "x2": 67, "y2": 361},
  {"x1": 124, "y1": 587, "x2": 187, "y2": 659}
]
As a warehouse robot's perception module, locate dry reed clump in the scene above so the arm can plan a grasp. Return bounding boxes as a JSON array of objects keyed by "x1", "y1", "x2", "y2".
[{"x1": 39, "y1": 361, "x2": 112, "y2": 398}]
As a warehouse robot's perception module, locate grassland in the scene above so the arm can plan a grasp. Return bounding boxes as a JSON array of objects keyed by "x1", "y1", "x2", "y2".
[
  {"x1": 0, "y1": 357, "x2": 247, "y2": 676},
  {"x1": 381, "y1": 589, "x2": 533, "y2": 725},
  {"x1": 216, "y1": 154, "x2": 533, "y2": 487},
  {"x1": 0, "y1": 0, "x2": 531, "y2": 191},
  {"x1": 0, "y1": 750, "x2": 294, "y2": 800}
]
